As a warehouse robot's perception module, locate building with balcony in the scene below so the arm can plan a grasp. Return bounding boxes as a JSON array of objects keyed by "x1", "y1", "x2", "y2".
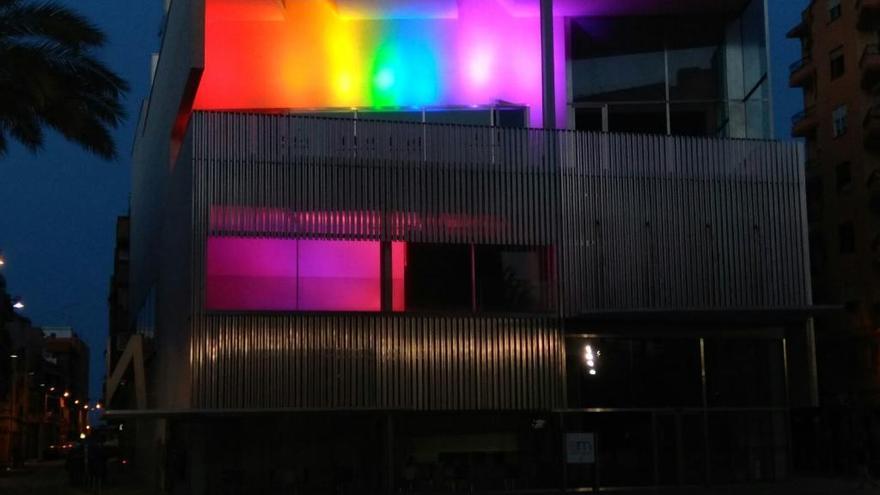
[
  {"x1": 788, "y1": 0, "x2": 880, "y2": 475},
  {"x1": 112, "y1": 0, "x2": 815, "y2": 492}
]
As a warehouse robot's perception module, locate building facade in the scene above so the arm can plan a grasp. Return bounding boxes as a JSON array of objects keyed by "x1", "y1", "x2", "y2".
[
  {"x1": 118, "y1": 0, "x2": 815, "y2": 492},
  {"x1": 0, "y1": 289, "x2": 89, "y2": 466},
  {"x1": 787, "y1": 0, "x2": 880, "y2": 475}
]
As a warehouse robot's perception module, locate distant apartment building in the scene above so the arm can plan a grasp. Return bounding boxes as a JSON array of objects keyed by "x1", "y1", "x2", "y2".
[
  {"x1": 0, "y1": 281, "x2": 89, "y2": 465},
  {"x1": 112, "y1": 0, "x2": 818, "y2": 492},
  {"x1": 788, "y1": 0, "x2": 880, "y2": 405}
]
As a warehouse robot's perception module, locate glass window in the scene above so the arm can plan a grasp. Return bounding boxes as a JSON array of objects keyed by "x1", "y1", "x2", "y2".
[
  {"x1": 667, "y1": 19, "x2": 725, "y2": 102},
  {"x1": 832, "y1": 105, "x2": 848, "y2": 137},
  {"x1": 828, "y1": 0, "x2": 842, "y2": 22},
  {"x1": 839, "y1": 222, "x2": 856, "y2": 254},
  {"x1": 474, "y1": 245, "x2": 553, "y2": 312},
  {"x1": 569, "y1": 17, "x2": 667, "y2": 103},
  {"x1": 206, "y1": 237, "x2": 381, "y2": 312},
  {"x1": 607, "y1": 104, "x2": 667, "y2": 134},
  {"x1": 206, "y1": 237, "x2": 300, "y2": 311},
  {"x1": 566, "y1": 9, "x2": 770, "y2": 139},
  {"x1": 835, "y1": 162, "x2": 852, "y2": 192},
  {"x1": 830, "y1": 47, "x2": 845, "y2": 80},
  {"x1": 297, "y1": 240, "x2": 381, "y2": 311},
  {"x1": 705, "y1": 339, "x2": 785, "y2": 407},
  {"x1": 403, "y1": 243, "x2": 473, "y2": 311},
  {"x1": 670, "y1": 102, "x2": 723, "y2": 137},
  {"x1": 566, "y1": 337, "x2": 703, "y2": 408}
]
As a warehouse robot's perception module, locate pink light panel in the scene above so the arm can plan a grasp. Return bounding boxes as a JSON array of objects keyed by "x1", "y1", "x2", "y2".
[{"x1": 206, "y1": 237, "x2": 381, "y2": 312}]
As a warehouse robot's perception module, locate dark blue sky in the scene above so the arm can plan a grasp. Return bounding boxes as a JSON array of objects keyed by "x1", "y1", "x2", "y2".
[{"x1": 0, "y1": 0, "x2": 808, "y2": 399}]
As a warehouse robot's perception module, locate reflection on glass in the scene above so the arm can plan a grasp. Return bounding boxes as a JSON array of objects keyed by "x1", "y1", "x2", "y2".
[
  {"x1": 607, "y1": 104, "x2": 667, "y2": 135},
  {"x1": 569, "y1": 17, "x2": 666, "y2": 102},
  {"x1": 670, "y1": 102, "x2": 723, "y2": 137},
  {"x1": 566, "y1": 5, "x2": 770, "y2": 139}
]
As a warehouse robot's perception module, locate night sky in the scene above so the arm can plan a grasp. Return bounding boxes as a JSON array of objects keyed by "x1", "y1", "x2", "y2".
[{"x1": 0, "y1": 0, "x2": 808, "y2": 400}]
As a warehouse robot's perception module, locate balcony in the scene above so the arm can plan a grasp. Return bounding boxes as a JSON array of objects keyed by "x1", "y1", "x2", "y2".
[
  {"x1": 786, "y1": 9, "x2": 812, "y2": 38},
  {"x1": 865, "y1": 101, "x2": 880, "y2": 150},
  {"x1": 790, "y1": 57, "x2": 816, "y2": 88},
  {"x1": 792, "y1": 106, "x2": 818, "y2": 138},
  {"x1": 857, "y1": 0, "x2": 880, "y2": 30},
  {"x1": 861, "y1": 44, "x2": 880, "y2": 90}
]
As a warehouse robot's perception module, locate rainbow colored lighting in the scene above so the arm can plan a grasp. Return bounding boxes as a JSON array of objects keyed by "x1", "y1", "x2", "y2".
[{"x1": 197, "y1": 0, "x2": 544, "y2": 125}]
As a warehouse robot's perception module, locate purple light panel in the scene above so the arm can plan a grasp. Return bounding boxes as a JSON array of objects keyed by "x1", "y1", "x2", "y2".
[
  {"x1": 206, "y1": 236, "x2": 381, "y2": 312},
  {"x1": 207, "y1": 237, "x2": 299, "y2": 311}
]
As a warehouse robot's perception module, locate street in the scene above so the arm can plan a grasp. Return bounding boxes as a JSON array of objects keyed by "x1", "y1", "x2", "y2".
[
  {"x1": 2, "y1": 460, "x2": 880, "y2": 495},
  {"x1": 0, "y1": 460, "x2": 156, "y2": 495}
]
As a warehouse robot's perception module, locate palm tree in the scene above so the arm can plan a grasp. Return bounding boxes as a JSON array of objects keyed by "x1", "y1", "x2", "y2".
[{"x1": 0, "y1": 0, "x2": 128, "y2": 159}]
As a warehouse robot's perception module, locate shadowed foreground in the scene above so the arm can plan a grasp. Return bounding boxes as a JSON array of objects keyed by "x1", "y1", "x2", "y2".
[{"x1": 2, "y1": 460, "x2": 880, "y2": 495}]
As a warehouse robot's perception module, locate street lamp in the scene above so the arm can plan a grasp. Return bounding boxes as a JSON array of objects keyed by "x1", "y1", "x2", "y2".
[
  {"x1": 0, "y1": 251, "x2": 5, "y2": 266},
  {"x1": 12, "y1": 297, "x2": 24, "y2": 310}
]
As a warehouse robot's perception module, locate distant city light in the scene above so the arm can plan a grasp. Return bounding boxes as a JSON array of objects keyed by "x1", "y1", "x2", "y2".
[
  {"x1": 9, "y1": 354, "x2": 17, "y2": 359},
  {"x1": 63, "y1": 392, "x2": 70, "y2": 398},
  {"x1": 95, "y1": 403, "x2": 102, "y2": 410},
  {"x1": 12, "y1": 299, "x2": 24, "y2": 310},
  {"x1": 83, "y1": 404, "x2": 89, "y2": 410},
  {"x1": 80, "y1": 433, "x2": 86, "y2": 440}
]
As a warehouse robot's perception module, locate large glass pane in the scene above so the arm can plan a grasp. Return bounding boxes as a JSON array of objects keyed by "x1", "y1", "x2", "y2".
[
  {"x1": 574, "y1": 107, "x2": 605, "y2": 132},
  {"x1": 404, "y1": 243, "x2": 473, "y2": 311},
  {"x1": 475, "y1": 245, "x2": 552, "y2": 312},
  {"x1": 607, "y1": 104, "x2": 667, "y2": 134},
  {"x1": 705, "y1": 338, "x2": 786, "y2": 407},
  {"x1": 667, "y1": 20, "x2": 725, "y2": 102},
  {"x1": 298, "y1": 240, "x2": 381, "y2": 311},
  {"x1": 569, "y1": 17, "x2": 666, "y2": 103},
  {"x1": 669, "y1": 102, "x2": 724, "y2": 137},
  {"x1": 566, "y1": 337, "x2": 702, "y2": 408},
  {"x1": 206, "y1": 237, "x2": 299, "y2": 311}
]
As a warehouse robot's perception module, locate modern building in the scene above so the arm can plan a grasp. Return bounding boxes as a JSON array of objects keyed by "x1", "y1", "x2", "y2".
[{"x1": 113, "y1": 0, "x2": 816, "y2": 492}]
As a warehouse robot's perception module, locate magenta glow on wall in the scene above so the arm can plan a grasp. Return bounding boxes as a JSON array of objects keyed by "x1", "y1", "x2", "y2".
[
  {"x1": 206, "y1": 237, "x2": 299, "y2": 311},
  {"x1": 206, "y1": 236, "x2": 381, "y2": 312}
]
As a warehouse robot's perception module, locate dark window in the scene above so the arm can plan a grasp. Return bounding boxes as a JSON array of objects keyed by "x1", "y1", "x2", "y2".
[
  {"x1": 830, "y1": 47, "x2": 845, "y2": 79},
  {"x1": 404, "y1": 243, "x2": 473, "y2": 311},
  {"x1": 828, "y1": 0, "x2": 841, "y2": 22},
  {"x1": 475, "y1": 245, "x2": 553, "y2": 312},
  {"x1": 607, "y1": 104, "x2": 667, "y2": 134},
  {"x1": 705, "y1": 339, "x2": 786, "y2": 407},
  {"x1": 832, "y1": 105, "x2": 848, "y2": 138},
  {"x1": 565, "y1": 337, "x2": 703, "y2": 408},
  {"x1": 839, "y1": 222, "x2": 856, "y2": 254},
  {"x1": 835, "y1": 162, "x2": 852, "y2": 192}
]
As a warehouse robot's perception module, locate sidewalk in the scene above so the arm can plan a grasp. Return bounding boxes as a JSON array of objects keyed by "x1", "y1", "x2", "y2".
[
  {"x1": 2, "y1": 462, "x2": 880, "y2": 495},
  {"x1": 0, "y1": 460, "x2": 157, "y2": 495}
]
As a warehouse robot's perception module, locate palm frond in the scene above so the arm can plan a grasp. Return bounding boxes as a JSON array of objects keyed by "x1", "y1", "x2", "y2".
[{"x1": 0, "y1": 1, "x2": 106, "y2": 47}]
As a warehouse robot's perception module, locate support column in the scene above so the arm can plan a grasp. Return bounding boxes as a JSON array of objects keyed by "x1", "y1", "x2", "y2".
[
  {"x1": 385, "y1": 414, "x2": 395, "y2": 495},
  {"x1": 540, "y1": 0, "x2": 556, "y2": 129}
]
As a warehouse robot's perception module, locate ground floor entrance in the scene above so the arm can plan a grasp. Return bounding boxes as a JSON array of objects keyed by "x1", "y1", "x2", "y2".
[{"x1": 143, "y1": 407, "x2": 790, "y2": 495}]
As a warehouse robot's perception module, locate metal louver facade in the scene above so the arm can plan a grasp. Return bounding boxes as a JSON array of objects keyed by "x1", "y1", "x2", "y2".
[{"x1": 180, "y1": 111, "x2": 807, "y2": 411}]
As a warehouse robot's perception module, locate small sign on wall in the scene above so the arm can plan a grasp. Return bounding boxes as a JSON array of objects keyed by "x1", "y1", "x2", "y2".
[{"x1": 566, "y1": 433, "x2": 595, "y2": 464}]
